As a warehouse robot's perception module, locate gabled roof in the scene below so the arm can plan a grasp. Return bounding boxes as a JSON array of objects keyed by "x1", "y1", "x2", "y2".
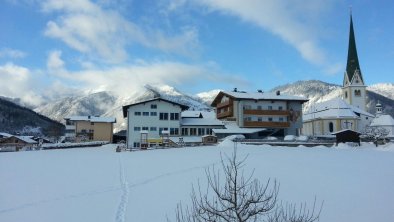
[
  {"x1": 211, "y1": 91, "x2": 308, "y2": 106},
  {"x1": 371, "y1": 114, "x2": 394, "y2": 127},
  {"x1": 0, "y1": 132, "x2": 13, "y2": 138},
  {"x1": 345, "y1": 14, "x2": 364, "y2": 85},
  {"x1": 65, "y1": 116, "x2": 116, "y2": 123},
  {"x1": 303, "y1": 98, "x2": 374, "y2": 121},
  {"x1": 331, "y1": 129, "x2": 361, "y2": 135},
  {"x1": 122, "y1": 98, "x2": 189, "y2": 118},
  {"x1": 181, "y1": 111, "x2": 224, "y2": 126}
]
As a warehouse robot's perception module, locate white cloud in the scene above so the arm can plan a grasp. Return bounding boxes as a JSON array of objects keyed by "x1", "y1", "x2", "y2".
[
  {"x1": 42, "y1": 0, "x2": 200, "y2": 63},
  {"x1": 47, "y1": 50, "x2": 65, "y2": 70},
  {"x1": 0, "y1": 48, "x2": 27, "y2": 59},
  {"x1": 174, "y1": 0, "x2": 337, "y2": 65},
  {"x1": 0, "y1": 63, "x2": 44, "y2": 106}
]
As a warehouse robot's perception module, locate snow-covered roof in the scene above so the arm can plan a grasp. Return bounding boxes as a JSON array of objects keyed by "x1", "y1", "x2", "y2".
[
  {"x1": 331, "y1": 129, "x2": 361, "y2": 135},
  {"x1": 14, "y1": 136, "x2": 38, "y2": 144},
  {"x1": 0, "y1": 132, "x2": 13, "y2": 138},
  {"x1": 213, "y1": 122, "x2": 266, "y2": 134},
  {"x1": 181, "y1": 111, "x2": 224, "y2": 126},
  {"x1": 371, "y1": 114, "x2": 394, "y2": 127},
  {"x1": 65, "y1": 116, "x2": 116, "y2": 123},
  {"x1": 220, "y1": 91, "x2": 308, "y2": 101},
  {"x1": 303, "y1": 98, "x2": 374, "y2": 121}
]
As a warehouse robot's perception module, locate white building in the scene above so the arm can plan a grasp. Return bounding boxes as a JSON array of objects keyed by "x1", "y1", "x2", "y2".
[
  {"x1": 211, "y1": 89, "x2": 308, "y2": 137},
  {"x1": 370, "y1": 102, "x2": 394, "y2": 139},
  {"x1": 180, "y1": 111, "x2": 224, "y2": 137},
  {"x1": 122, "y1": 98, "x2": 188, "y2": 148},
  {"x1": 303, "y1": 98, "x2": 374, "y2": 136}
]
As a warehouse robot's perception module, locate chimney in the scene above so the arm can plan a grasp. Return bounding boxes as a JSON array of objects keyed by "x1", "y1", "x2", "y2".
[
  {"x1": 276, "y1": 90, "x2": 280, "y2": 96},
  {"x1": 233, "y1": 88, "x2": 238, "y2": 92}
]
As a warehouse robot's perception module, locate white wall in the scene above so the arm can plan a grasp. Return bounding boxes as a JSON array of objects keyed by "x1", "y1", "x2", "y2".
[{"x1": 126, "y1": 100, "x2": 182, "y2": 148}]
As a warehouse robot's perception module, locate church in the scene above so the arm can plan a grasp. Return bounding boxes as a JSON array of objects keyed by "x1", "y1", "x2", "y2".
[{"x1": 302, "y1": 14, "x2": 374, "y2": 137}]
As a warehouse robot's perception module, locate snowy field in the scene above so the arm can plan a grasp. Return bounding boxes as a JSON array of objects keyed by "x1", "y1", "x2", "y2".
[{"x1": 1, "y1": 141, "x2": 394, "y2": 222}]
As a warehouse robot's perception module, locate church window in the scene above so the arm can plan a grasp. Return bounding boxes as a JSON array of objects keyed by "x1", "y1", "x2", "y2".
[
  {"x1": 329, "y1": 122, "x2": 334, "y2": 133},
  {"x1": 355, "y1": 90, "x2": 361, "y2": 97},
  {"x1": 345, "y1": 91, "x2": 348, "y2": 98}
]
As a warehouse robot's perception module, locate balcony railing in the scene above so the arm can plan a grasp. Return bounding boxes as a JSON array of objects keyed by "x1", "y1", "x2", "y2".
[
  {"x1": 243, "y1": 109, "x2": 290, "y2": 116},
  {"x1": 244, "y1": 121, "x2": 290, "y2": 128},
  {"x1": 216, "y1": 100, "x2": 232, "y2": 109},
  {"x1": 217, "y1": 110, "x2": 233, "y2": 119},
  {"x1": 65, "y1": 125, "x2": 76, "y2": 130}
]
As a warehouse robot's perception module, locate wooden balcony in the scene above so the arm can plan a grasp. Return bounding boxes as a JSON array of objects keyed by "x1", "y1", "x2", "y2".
[
  {"x1": 243, "y1": 109, "x2": 290, "y2": 116},
  {"x1": 217, "y1": 110, "x2": 233, "y2": 119},
  {"x1": 217, "y1": 100, "x2": 233, "y2": 109},
  {"x1": 244, "y1": 121, "x2": 290, "y2": 128}
]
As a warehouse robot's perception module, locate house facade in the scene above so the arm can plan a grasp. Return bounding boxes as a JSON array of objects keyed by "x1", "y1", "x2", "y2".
[
  {"x1": 122, "y1": 98, "x2": 188, "y2": 148},
  {"x1": 64, "y1": 116, "x2": 116, "y2": 142},
  {"x1": 0, "y1": 136, "x2": 38, "y2": 152},
  {"x1": 211, "y1": 90, "x2": 308, "y2": 137}
]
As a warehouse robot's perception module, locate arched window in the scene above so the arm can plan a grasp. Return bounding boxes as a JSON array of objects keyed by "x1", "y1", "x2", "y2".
[
  {"x1": 329, "y1": 122, "x2": 334, "y2": 132},
  {"x1": 355, "y1": 90, "x2": 361, "y2": 97},
  {"x1": 345, "y1": 91, "x2": 348, "y2": 98}
]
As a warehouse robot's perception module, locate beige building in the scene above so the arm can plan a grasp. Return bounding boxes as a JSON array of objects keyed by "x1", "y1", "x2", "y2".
[
  {"x1": 64, "y1": 116, "x2": 116, "y2": 142},
  {"x1": 211, "y1": 89, "x2": 308, "y2": 138}
]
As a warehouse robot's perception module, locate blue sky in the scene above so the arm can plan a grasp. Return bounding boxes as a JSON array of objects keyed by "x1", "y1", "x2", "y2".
[{"x1": 1, "y1": 0, "x2": 393, "y2": 106}]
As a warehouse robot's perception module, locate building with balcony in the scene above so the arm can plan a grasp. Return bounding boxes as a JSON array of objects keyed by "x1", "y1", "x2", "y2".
[
  {"x1": 64, "y1": 116, "x2": 116, "y2": 142},
  {"x1": 211, "y1": 89, "x2": 308, "y2": 138}
]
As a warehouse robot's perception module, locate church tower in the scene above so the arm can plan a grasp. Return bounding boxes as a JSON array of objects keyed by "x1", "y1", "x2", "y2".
[{"x1": 342, "y1": 13, "x2": 367, "y2": 111}]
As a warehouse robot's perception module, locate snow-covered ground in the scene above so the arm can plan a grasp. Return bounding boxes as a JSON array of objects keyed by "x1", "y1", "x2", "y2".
[{"x1": 1, "y1": 142, "x2": 394, "y2": 222}]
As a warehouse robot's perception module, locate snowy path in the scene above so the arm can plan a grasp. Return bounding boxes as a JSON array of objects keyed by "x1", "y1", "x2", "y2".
[
  {"x1": 115, "y1": 157, "x2": 130, "y2": 222},
  {"x1": 0, "y1": 159, "x2": 216, "y2": 215}
]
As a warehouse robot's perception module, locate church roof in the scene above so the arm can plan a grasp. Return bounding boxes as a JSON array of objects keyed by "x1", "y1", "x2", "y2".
[
  {"x1": 371, "y1": 114, "x2": 394, "y2": 127},
  {"x1": 345, "y1": 14, "x2": 364, "y2": 84},
  {"x1": 303, "y1": 98, "x2": 374, "y2": 121}
]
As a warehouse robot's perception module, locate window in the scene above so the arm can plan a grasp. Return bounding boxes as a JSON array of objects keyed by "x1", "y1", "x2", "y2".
[
  {"x1": 150, "y1": 112, "x2": 157, "y2": 116},
  {"x1": 159, "y1": 113, "x2": 168, "y2": 120},
  {"x1": 244, "y1": 117, "x2": 252, "y2": 122},
  {"x1": 268, "y1": 117, "x2": 273, "y2": 122},
  {"x1": 345, "y1": 91, "x2": 348, "y2": 98},
  {"x1": 91, "y1": 122, "x2": 94, "y2": 125},
  {"x1": 278, "y1": 106, "x2": 283, "y2": 110},
  {"x1": 257, "y1": 105, "x2": 262, "y2": 110},
  {"x1": 181, "y1": 128, "x2": 188, "y2": 136},
  {"x1": 329, "y1": 122, "x2": 334, "y2": 132},
  {"x1": 190, "y1": 128, "x2": 197, "y2": 136},
  {"x1": 206, "y1": 128, "x2": 213, "y2": 135},
  {"x1": 258, "y1": 117, "x2": 262, "y2": 122},
  {"x1": 134, "y1": 112, "x2": 141, "y2": 116},
  {"x1": 243, "y1": 105, "x2": 251, "y2": 110},
  {"x1": 134, "y1": 127, "x2": 141, "y2": 131},
  {"x1": 159, "y1": 128, "x2": 168, "y2": 135},
  {"x1": 279, "y1": 117, "x2": 284, "y2": 122},
  {"x1": 170, "y1": 128, "x2": 179, "y2": 135},
  {"x1": 150, "y1": 127, "x2": 157, "y2": 131},
  {"x1": 355, "y1": 90, "x2": 361, "y2": 97},
  {"x1": 198, "y1": 128, "x2": 205, "y2": 135},
  {"x1": 143, "y1": 112, "x2": 149, "y2": 116},
  {"x1": 170, "y1": 113, "x2": 179, "y2": 120},
  {"x1": 268, "y1": 106, "x2": 273, "y2": 110},
  {"x1": 133, "y1": 142, "x2": 140, "y2": 147},
  {"x1": 151, "y1": 104, "x2": 157, "y2": 109},
  {"x1": 142, "y1": 127, "x2": 149, "y2": 131}
]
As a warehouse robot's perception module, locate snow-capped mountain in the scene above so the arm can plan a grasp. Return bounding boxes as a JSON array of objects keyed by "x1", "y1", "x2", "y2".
[
  {"x1": 367, "y1": 83, "x2": 394, "y2": 100},
  {"x1": 34, "y1": 85, "x2": 211, "y2": 132},
  {"x1": 269, "y1": 80, "x2": 394, "y2": 116}
]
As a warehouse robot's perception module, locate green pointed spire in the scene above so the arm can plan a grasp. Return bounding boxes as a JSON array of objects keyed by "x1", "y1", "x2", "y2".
[{"x1": 345, "y1": 14, "x2": 364, "y2": 84}]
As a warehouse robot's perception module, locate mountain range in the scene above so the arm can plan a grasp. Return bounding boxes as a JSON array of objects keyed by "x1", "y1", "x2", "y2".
[
  {"x1": 0, "y1": 97, "x2": 64, "y2": 136},
  {"x1": 1, "y1": 80, "x2": 393, "y2": 134}
]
